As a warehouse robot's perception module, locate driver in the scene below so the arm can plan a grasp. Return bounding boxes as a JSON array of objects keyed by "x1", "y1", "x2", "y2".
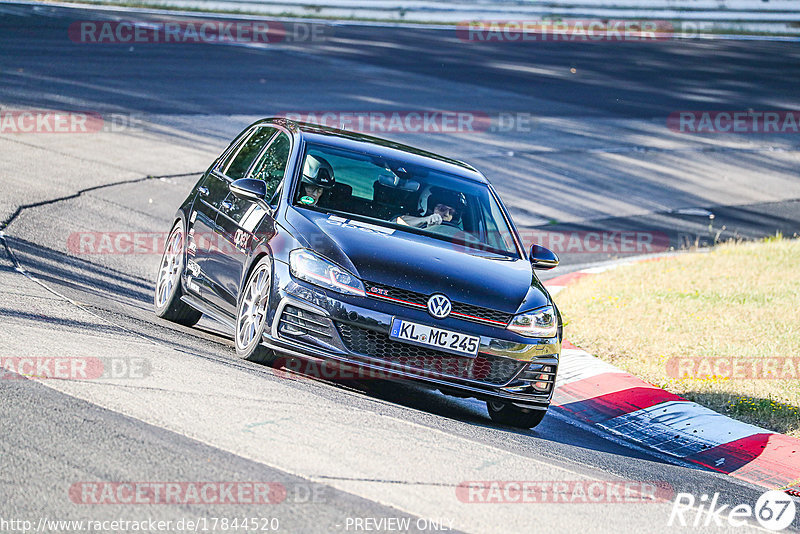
[
  {"x1": 298, "y1": 154, "x2": 335, "y2": 206},
  {"x1": 397, "y1": 189, "x2": 466, "y2": 229}
]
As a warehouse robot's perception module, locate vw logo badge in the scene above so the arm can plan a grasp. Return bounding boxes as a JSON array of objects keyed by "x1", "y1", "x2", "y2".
[{"x1": 427, "y1": 294, "x2": 451, "y2": 319}]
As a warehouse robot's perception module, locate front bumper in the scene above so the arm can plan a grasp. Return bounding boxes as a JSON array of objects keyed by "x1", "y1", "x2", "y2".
[{"x1": 261, "y1": 269, "x2": 560, "y2": 410}]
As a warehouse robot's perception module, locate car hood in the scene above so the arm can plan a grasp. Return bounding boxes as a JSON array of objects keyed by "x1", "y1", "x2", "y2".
[{"x1": 286, "y1": 209, "x2": 550, "y2": 313}]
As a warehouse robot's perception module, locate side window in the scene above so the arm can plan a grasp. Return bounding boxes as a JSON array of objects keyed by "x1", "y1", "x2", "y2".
[
  {"x1": 219, "y1": 126, "x2": 276, "y2": 180},
  {"x1": 250, "y1": 132, "x2": 291, "y2": 202}
]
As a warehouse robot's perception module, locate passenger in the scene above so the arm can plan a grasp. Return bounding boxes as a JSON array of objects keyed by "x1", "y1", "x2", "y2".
[
  {"x1": 298, "y1": 155, "x2": 335, "y2": 206},
  {"x1": 397, "y1": 189, "x2": 466, "y2": 229}
]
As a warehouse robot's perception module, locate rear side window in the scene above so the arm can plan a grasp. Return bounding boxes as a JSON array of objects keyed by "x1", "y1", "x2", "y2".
[
  {"x1": 250, "y1": 132, "x2": 291, "y2": 200},
  {"x1": 307, "y1": 147, "x2": 376, "y2": 200},
  {"x1": 219, "y1": 126, "x2": 276, "y2": 180}
]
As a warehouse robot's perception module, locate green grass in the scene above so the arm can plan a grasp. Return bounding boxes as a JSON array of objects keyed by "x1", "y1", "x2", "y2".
[{"x1": 556, "y1": 237, "x2": 800, "y2": 437}]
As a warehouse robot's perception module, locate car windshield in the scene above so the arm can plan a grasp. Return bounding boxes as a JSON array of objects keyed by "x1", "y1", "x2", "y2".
[{"x1": 292, "y1": 143, "x2": 520, "y2": 257}]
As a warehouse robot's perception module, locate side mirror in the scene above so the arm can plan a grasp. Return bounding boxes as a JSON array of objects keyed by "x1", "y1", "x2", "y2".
[
  {"x1": 230, "y1": 178, "x2": 267, "y2": 203},
  {"x1": 529, "y1": 244, "x2": 559, "y2": 270}
]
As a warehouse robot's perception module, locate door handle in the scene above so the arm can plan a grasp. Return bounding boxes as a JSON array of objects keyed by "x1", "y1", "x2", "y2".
[
  {"x1": 221, "y1": 200, "x2": 233, "y2": 211},
  {"x1": 198, "y1": 186, "x2": 209, "y2": 197}
]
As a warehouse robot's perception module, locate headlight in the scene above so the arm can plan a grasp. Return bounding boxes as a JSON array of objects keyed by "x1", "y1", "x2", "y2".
[
  {"x1": 289, "y1": 249, "x2": 365, "y2": 296},
  {"x1": 507, "y1": 306, "x2": 557, "y2": 338}
]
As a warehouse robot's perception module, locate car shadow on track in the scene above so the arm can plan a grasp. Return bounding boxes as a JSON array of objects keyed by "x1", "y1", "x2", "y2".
[
  {"x1": 272, "y1": 357, "x2": 679, "y2": 464},
  {"x1": 4, "y1": 234, "x2": 676, "y2": 465},
  {"x1": 2, "y1": 235, "x2": 246, "y2": 354},
  {"x1": 6, "y1": 235, "x2": 153, "y2": 304}
]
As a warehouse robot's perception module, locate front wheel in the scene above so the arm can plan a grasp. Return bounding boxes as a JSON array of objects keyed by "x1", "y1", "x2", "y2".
[
  {"x1": 235, "y1": 257, "x2": 278, "y2": 365},
  {"x1": 487, "y1": 401, "x2": 547, "y2": 429},
  {"x1": 154, "y1": 221, "x2": 202, "y2": 326}
]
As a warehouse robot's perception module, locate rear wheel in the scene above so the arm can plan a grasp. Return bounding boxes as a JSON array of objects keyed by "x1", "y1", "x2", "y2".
[
  {"x1": 235, "y1": 257, "x2": 278, "y2": 365},
  {"x1": 154, "y1": 221, "x2": 202, "y2": 326},
  {"x1": 487, "y1": 401, "x2": 547, "y2": 429}
]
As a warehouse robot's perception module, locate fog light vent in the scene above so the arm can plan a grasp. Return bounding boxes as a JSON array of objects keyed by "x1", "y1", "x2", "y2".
[{"x1": 520, "y1": 363, "x2": 555, "y2": 393}]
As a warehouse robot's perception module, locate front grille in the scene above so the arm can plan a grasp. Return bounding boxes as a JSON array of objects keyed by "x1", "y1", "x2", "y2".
[
  {"x1": 278, "y1": 305, "x2": 333, "y2": 339},
  {"x1": 364, "y1": 281, "x2": 513, "y2": 326},
  {"x1": 336, "y1": 322, "x2": 525, "y2": 386}
]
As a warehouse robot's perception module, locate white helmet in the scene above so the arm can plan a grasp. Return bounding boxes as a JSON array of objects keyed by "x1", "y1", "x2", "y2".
[{"x1": 302, "y1": 155, "x2": 335, "y2": 189}]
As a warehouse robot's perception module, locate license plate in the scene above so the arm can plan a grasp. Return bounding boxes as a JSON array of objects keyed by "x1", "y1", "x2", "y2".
[{"x1": 389, "y1": 318, "x2": 480, "y2": 357}]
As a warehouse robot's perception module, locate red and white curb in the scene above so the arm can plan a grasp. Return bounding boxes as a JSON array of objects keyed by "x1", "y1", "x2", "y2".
[{"x1": 544, "y1": 266, "x2": 800, "y2": 496}]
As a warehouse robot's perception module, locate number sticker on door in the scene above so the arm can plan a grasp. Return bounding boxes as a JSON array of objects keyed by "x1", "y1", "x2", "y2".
[{"x1": 234, "y1": 229, "x2": 250, "y2": 249}]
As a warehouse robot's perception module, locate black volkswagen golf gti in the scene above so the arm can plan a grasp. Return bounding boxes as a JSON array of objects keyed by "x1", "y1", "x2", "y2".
[{"x1": 154, "y1": 118, "x2": 562, "y2": 428}]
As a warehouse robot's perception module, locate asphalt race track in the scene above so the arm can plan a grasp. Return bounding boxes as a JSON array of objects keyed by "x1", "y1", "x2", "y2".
[{"x1": 1, "y1": 3, "x2": 800, "y2": 532}]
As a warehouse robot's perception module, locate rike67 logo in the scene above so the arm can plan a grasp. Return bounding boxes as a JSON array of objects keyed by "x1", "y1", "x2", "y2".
[{"x1": 669, "y1": 491, "x2": 796, "y2": 531}]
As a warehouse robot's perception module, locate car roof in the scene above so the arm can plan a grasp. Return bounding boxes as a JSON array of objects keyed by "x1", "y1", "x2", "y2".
[{"x1": 259, "y1": 117, "x2": 489, "y2": 184}]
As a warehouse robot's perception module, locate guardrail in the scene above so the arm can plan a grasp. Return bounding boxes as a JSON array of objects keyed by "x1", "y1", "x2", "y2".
[{"x1": 58, "y1": 0, "x2": 800, "y2": 35}]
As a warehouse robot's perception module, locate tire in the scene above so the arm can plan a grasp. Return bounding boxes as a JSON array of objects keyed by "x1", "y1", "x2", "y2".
[
  {"x1": 235, "y1": 256, "x2": 278, "y2": 365},
  {"x1": 486, "y1": 401, "x2": 547, "y2": 429},
  {"x1": 154, "y1": 220, "x2": 202, "y2": 327}
]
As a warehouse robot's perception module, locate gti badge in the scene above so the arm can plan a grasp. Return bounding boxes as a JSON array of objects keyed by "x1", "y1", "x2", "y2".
[
  {"x1": 369, "y1": 286, "x2": 389, "y2": 296},
  {"x1": 427, "y1": 294, "x2": 451, "y2": 319}
]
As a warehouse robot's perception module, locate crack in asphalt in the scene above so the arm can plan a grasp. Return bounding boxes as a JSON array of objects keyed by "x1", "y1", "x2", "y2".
[
  {"x1": 0, "y1": 170, "x2": 206, "y2": 358},
  {"x1": 0, "y1": 169, "x2": 204, "y2": 311},
  {"x1": 0, "y1": 171, "x2": 202, "y2": 231}
]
